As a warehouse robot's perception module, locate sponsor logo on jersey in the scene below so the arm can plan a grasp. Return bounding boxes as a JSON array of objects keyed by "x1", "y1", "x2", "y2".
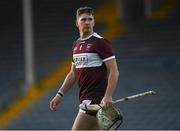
[
  {"x1": 73, "y1": 53, "x2": 103, "y2": 68},
  {"x1": 73, "y1": 55, "x2": 88, "y2": 66}
]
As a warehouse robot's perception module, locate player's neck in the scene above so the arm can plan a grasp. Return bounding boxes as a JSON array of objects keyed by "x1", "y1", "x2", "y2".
[{"x1": 80, "y1": 31, "x2": 94, "y2": 40}]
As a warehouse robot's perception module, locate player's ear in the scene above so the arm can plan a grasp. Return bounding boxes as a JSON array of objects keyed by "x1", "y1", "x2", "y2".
[
  {"x1": 92, "y1": 16, "x2": 95, "y2": 27},
  {"x1": 75, "y1": 20, "x2": 79, "y2": 28},
  {"x1": 93, "y1": 19, "x2": 95, "y2": 27}
]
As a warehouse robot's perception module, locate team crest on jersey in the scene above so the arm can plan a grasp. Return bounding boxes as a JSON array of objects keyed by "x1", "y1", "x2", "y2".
[{"x1": 87, "y1": 44, "x2": 92, "y2": 48}]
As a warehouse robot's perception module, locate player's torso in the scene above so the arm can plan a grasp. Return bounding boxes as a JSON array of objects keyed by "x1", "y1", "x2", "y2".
[
  {"x1": 72, "y1": 34, "x2": 107, "y2": 101},
  {"x1": 72, "y1": 37, "x2": 102, "y2": 69}
]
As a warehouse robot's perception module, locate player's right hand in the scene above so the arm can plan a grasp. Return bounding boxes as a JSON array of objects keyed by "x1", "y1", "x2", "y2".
[{"x1": 50, "y1": 95, "x2": 61, "y2": 112}]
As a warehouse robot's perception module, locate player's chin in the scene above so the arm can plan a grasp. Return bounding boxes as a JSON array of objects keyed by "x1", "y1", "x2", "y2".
[{"x1": 83, "y1": 28, "x2": 92, "y2": 33}]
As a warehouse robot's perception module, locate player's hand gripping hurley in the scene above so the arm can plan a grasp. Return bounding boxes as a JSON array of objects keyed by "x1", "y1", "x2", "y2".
[{"x1": 79, "y1": 90, "x2": 156, "y2": 111}]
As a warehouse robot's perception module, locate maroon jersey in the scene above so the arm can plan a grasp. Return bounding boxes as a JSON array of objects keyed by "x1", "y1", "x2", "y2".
[{"x1": 72, "y1": 32, "x2": 115, "y2": 104}]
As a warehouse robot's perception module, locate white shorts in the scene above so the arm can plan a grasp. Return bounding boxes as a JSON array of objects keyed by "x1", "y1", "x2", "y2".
[{"x1": 79, "y1": 100, "x2": 97, "y2": 117}]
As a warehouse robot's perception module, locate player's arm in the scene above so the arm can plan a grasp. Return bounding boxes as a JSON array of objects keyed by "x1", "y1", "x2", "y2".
[
  {"x1": 101, "y1": 58, "x2": 119, "y2": 107},
  {"x1": 58, "y1": 63, "x2": 76, "y2": 94},
  {"x1": 50, "y1": 63, "x2": 76, "y2": 112}
]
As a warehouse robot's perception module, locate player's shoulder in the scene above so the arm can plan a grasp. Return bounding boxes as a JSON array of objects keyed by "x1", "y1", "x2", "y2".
[
  {"x1": 72, "y1": 38, "x2": 80, "y2": 47},
  {"x1": 92, "y1": 32, "x2": 103, "y2": 39},
  {"x1": 92, "y1": 32, "x2": 111, "y2": 43},
  {"x1": 72, "y1": 32, "x2": 110, "y2": 45}
]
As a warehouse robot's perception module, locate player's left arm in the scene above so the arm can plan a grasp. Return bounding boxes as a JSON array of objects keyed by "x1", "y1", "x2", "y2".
[{"x1": 101, "y1": 58, "x2": 119, "y2": 107}]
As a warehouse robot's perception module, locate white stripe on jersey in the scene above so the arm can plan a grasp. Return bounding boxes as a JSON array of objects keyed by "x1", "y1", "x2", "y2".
[
  {"x1": 93, "y1": 32, "x2": 103, "y2": 39},
  {"x1": 73, "y1": 53, "x2": 115, "y2": 68},
  {"x1": 102, "y1": 56, "x2": 115, "y2": 62},
  {"x1": 73, "y1": 53, "x2": 102, "y2": 68}
]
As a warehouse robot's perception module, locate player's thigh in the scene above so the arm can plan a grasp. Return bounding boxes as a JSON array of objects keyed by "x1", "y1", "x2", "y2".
[{"x1": 71, "y1": 111, "x2": 100, "y2": 130}]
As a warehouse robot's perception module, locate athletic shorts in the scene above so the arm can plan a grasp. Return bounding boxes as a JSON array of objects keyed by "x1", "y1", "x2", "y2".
[{"x1": 79, "y1": 100, "x2": 98, "y2": 117}]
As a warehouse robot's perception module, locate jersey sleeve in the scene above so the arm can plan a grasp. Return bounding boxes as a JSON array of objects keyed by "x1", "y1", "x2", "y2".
[
  {"x1": 72, "y1": 51, "x2": 74, "y2": 64},
  {"x1": 96, "y1": 39, "x2": 115, "y2": 62},
  {"x1": 71, "y1": 42, "x2": 76, "y2": 64}
]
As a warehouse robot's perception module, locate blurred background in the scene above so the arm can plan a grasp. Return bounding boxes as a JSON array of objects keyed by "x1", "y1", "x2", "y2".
[{"x1": 0, "y1": 0, "x2": 180, "y2": 130}]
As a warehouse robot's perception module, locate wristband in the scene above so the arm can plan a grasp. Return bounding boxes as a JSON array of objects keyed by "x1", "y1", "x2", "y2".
[{"x1": 56, "y1": 90, "x2": 64, "y2": 97}]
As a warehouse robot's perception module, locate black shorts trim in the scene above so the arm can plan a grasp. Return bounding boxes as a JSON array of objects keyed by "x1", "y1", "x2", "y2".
[{"x1": 79, "y1": 108, "x2": 97, "y2": 117}]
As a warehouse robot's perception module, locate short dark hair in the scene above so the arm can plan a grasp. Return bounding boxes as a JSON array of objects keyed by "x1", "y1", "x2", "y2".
[{"x1": 76, "y1": 6, "x2": 94, "y2": 19}]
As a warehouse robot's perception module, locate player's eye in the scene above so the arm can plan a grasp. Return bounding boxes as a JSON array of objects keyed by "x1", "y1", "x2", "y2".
[
  {"x1": 81, "y1": 18, "x2": 87, "y2": 21},
  {"x1": 88, "y1": 18, "x2": 93, "y2": 21},
  {"x1": 80, "y1": 18, "x2": 93, "y2": 22}
]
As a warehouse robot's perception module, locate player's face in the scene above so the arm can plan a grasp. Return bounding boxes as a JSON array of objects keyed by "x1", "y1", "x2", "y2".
[{"x1": 76, "y1": 13, "x2": 95, "y2": 34}]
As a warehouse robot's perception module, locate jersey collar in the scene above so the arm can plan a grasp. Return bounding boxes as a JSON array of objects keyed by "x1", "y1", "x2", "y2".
[{"x1": 79, "y1": 32, "x2": 95, "y2": 41}]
